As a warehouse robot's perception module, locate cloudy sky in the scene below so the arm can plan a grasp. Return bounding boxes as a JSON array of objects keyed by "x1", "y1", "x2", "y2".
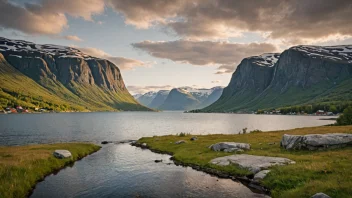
[{"x1": 1, "y1": 0, "x2": 352, "y2": 94}]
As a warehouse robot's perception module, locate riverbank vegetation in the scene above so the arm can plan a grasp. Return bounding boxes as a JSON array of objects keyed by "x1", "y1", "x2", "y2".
[
  {"x1": 138, "y1": 125, "x2": 352, "y2": 198},
  {"x1": 0, "y1": 143, "x2": 101, "y2": 198}
]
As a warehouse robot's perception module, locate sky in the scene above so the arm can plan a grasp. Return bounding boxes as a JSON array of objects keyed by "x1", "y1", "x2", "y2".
[{"x1": 1, "y1": 0, "x2": 352, "y2": 94}]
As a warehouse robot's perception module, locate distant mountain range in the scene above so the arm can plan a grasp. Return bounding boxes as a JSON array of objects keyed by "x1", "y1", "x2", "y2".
[
  {"x1": 134, "y1": 86, "x2": 223, "y2": 110},
  {"x1": 0, "y1": 37, "x2": 150, "y2": 112},
  {"x1": 199, "y1": 45, "x2": 352, "y2": 112}
]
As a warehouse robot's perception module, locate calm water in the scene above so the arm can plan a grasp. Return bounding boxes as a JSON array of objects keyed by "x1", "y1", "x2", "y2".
[
  {"x1": 0, "y1": 112, "x2": 335, "y2": 197},
  {"x1": 0, "y1": 112, "x2": 335, "y2": 146}
]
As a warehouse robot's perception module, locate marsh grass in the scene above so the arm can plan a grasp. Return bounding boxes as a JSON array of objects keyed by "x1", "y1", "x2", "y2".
[
  {"x1": 138, "y1": 125, "x2": 352, "y2": 198},
  {"x1": 0, "y1": 143, "x2": 101, "y2": 198}
]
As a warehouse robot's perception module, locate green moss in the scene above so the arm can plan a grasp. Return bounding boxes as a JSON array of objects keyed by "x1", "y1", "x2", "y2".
[
  {"x1": 138, "y1": 125, "x2": 352, "y2": 198},
  {"x1": 0, "y1": 143, "x2": 101, "y2": 198}
]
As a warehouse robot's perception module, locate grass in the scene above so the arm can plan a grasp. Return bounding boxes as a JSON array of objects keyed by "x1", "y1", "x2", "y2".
[
  {"x1": 0, "y1": 143, "x2": 101, "y2": 198},
  {"x1": 137, "y1": 125, "x2": 352, "y2": 198}
]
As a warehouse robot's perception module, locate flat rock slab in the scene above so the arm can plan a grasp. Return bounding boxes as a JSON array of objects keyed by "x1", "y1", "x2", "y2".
[
  {"x1": 210, "y1": 154, "x2": 295, "y2": 174},
  {"x1": 281, "y1": 133, "x2": 352, "y2": 150},
  {"x1": 53, "y1": 150, "x2": 72, "y2": 159},
  {"x1": 209, "y1": 142, "x2": 250, "y2": 151}
]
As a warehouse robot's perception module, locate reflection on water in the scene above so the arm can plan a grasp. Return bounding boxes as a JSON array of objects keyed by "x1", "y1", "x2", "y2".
[
  {"x1": 0, "y1": 112, "x2": 335, "y2": 146},
  {"x1": 30, "y1": 144, "x2": 267, "y2": 198}
]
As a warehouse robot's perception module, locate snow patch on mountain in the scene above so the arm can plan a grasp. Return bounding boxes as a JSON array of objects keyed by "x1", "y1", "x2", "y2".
[
  {"x1": 0, "y1": 37, "x2": 101, "y2": 60},
  {"x1": 292, "y1": 45, "x2": 352, "y2": 63},
  {"x1": 251, "y1": 53, "x2": 280, "y2": 67}
]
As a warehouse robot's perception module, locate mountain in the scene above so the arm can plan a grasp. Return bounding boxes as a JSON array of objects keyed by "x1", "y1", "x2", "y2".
[
  {"x1": 201, "y1": 45, "x2": 352, "y2": 112},
  {"x1": 148, "y1": 90, "x2": 170, "y2": 109},
  {"x1": 159, "y1": 88, "x2": 200, "y2": 110},
  {"x1": 198, "y1": 86, "x2": 224, "y2": 109},
  {"x1": 133, "y1": 94, "x2": 143, "y2": 99},
  {"x1": 0, "y1": 37, "x2": 150, "y2": 112},
  {"x1": 135, "y1": 91, "x2": 157, "y2": 106},
  {"x1": 156, "y1": 87, "x2": 223, "y2": 110}
]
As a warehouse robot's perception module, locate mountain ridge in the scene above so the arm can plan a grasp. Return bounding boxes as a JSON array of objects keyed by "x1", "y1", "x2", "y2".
[
  {"x1": 0, "y1": 37, "x2": 150, "y2": 112},
  {"x1": 200, "y1": 45, "x2": 352, "y2": 112}
]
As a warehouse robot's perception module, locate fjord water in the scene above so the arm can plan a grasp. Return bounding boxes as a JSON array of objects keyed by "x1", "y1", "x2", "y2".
[
  {"x1": 0, "y1": 112, "x2": 335, "y2": 146},
  {"x1": 0, "y1": 112, "x2": 335, "y2": 198}
]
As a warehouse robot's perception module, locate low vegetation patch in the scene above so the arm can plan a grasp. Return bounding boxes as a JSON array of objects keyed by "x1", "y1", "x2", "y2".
[
  {"x1": 138, "y1": 125, "x2": 352, "y2": 198},
  {"x1": 0, "y1": 143, "x2": 101, "y2": 198}
]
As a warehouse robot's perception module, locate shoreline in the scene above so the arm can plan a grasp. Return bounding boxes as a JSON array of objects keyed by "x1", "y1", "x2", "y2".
[
  {"x1": 131, "y1": 142, "x2": 270, "y2": 195},
  {"x1": 0, "y1": 143, "x2": 101, "y2": 198},
  {"x1": 132, "y1": 125, "x2": 352, "y2": 197}
]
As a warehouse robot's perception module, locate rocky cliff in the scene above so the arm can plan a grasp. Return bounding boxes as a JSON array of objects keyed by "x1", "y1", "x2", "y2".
[
  {"x1": 203, "y1": 45, "x2": 352, "y2": 112},
  {"x1": 0, "y1": 37, "x2": 150, "y2": 111}
]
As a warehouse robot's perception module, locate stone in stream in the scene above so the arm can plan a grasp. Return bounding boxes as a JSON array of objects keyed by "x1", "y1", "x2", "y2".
[
  {"x1": 209, "y1": 142, "x2": 250, "y2": 151},
  {"x1": 53, "y1": 150, "x2": 72, "y2": 159},
  {"x1": 210, "y1": 154, "x2": 295, "y2": 174},
  {"x1": 311, "y1": 192, "x2": 331, "y2": 198},
  {"x1": 253, "y1": 170, "x2": 271, "y2": 181},
  {"x1": 175, "y1": 140, "x2": 186, "y2": 144},
  {"x1": 280, "y1": 133, "x2": 352, "y2": 150},
  {"x1": 154, "y1": 159, "x2": 163, "y2": 163},
  {"x1": 101, "y1": 141, "x2": 110, "y2": 144}
]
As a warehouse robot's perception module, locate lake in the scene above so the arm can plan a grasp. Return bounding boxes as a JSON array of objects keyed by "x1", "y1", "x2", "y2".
[
  {"x1": 0, "y1": 112, "x2": 336, "y2": 197},
  {"x1": 0, "y1": 112, "x2": 335, "y2": 146}
]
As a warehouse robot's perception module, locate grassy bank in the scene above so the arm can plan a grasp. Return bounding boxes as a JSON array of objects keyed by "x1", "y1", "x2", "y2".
[
  {"x1": 138, "y1": 126, "x2": 352, "y2": 198},
  {"x1": 0, "y1": 143, "x2": 101, "y2": 198}
]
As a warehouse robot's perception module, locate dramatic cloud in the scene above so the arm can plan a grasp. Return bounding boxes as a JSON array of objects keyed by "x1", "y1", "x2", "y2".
[
  {"x1": 108, "y1": 0, "x2": 352, "y2": 42},
  {"x1": 63, "y1": 35, "x2": 83, "y2": 42},
  {"x1": 0, "y1": 0, "x2": 104, "y2": 35},
  {"x1": 127, "y1": 85, "x2": 174, "y2": 94},
  {"x1": 132, "y1": 40, "x2": 277, "y2": 73},
  {"x1": 78, "y1": 47, "x2": 153, "y2": 70}
]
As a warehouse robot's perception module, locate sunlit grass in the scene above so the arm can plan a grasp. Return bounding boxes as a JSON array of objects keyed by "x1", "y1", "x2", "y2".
[
  {"x1": 138, "y1": 125, "x2": 352, "y2": 198},
  {"x1": 0, "y1": 143, "x2": 101, "y2": 198}
]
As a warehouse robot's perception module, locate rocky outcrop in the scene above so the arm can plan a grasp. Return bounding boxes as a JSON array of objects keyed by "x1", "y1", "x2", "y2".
[
  {"x1": 210, "y1": 154, "x2": 295, "y2": 174},
  {"x1": 209, "y1": 142, "x2": 250, "y2": 152},
  {"x1": 281, "y1": 133, "x2": 352, "y2": 150},
  {"x1": 202, "y1": 45, "x2": 352, "y2": 112},
  {"x1": 53, "y1": 150, "x2": 72, "y2": 159}
]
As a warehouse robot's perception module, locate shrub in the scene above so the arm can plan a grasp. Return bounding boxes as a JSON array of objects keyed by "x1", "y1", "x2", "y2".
[
  {"x1": 250, "y1": 129, "x2": 263, "y2": 133},
  {"x1": 336, "y1": 106, "x2": 352, "y2": 126}
]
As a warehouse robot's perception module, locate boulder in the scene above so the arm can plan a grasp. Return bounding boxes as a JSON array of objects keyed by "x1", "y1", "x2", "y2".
[
  {"x1": 142, "y1": 143, "x2": 147, "y2": 147},
  {"x1": 223, "y1": 148, "x2": 244, "y2": 153},
  {"x1": 209, "y1": 142, "x2": 250, "y2": 151},
  {"x1": 101, "y1": 141, "x2": 110, "y2": 144},
  {"x1": 253, "y1": 170, "x2": 271, "y2": 181},
  {"x1": 190, "y1": 137, "x2": 198, "y2": 141},
  {"x1": 154, "y1": 159, "x2": 163, "y2": 163},
  {"x1": 53, "y1": 150, "x2": 72, "y2": 159},
  {"x1": 210, "y1": 154, "x2": 295, "y2": 174},
  {"x1": 311, "y1": 192, "x2": 331, "y2": 198},
  {"x1": 175, "y1": 140, "x2": 186, "y2": 144},
  {"x1": 281, "y1": 133, "x2": 352, "y2": 150}
]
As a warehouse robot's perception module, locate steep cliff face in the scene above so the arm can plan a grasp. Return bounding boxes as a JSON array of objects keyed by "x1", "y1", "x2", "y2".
[
  {"x1": 0, "y1": 37, "x2": 150, "y2": 111},
  {"x1": 205, "y1": 54, "x2": 279, "y2": 111},
  {"x1": 203, "y1": 45, "x2": 352, "y2": 112}
]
